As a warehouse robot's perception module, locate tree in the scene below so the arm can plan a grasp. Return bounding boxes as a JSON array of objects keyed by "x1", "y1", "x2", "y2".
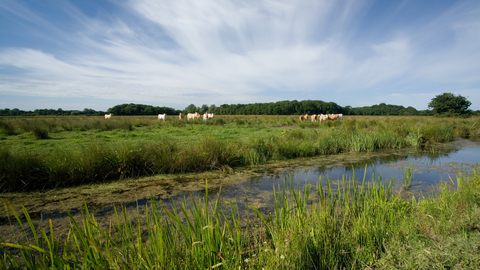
[
  {"x1": 428, "y1": 93, "x2": 471, "y2": 117},
  {"x1": 199, "y1": 104, "x2": 209, "y2": 114},
  {"x1": 184, "y1": 104, "x2": 197, "y2": 114}
]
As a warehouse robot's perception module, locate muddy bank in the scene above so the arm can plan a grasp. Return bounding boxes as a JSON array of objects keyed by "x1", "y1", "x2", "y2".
[{"x1": 1, "y1": 139, "x2": 479, "y2": 244}]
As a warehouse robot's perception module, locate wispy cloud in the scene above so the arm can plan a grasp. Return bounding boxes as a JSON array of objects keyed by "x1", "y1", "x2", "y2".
[{"x1": 0, "y1": 0, "x2": 479, "y2": 110}]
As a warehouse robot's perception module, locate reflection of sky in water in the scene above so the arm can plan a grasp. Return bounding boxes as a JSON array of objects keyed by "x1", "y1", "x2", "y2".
[
  {"x1": 2, "y1": 140, "x2": 479, "y2": 244},
  {"x1": 245, "y1": 141, "x2": 480, "y2": 195}
]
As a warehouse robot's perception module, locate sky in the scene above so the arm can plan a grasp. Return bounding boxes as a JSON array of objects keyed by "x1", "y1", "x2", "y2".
[{"x1": 1, "y1": 0, "x2": 479, "y2": 111}]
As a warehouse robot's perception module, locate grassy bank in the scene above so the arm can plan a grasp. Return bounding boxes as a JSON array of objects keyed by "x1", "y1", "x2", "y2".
[
  {"x1": 1, "y1": 166, "x2": 479, "y2": 269},
  {"x1": 1, "y1": 116, "x2": 479, "y2": 192}
]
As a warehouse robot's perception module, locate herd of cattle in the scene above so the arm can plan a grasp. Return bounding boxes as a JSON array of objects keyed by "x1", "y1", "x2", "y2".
[
  {"x1": 105, "y1": 113, "x2": 342, "y2": 122},
  {"x1": 299, "y1": 114, "x2": 343, "y2": 122}
]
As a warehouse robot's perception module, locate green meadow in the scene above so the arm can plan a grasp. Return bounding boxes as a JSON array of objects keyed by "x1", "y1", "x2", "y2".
[
  {"x1": 1, "y1": 115, "x2": 480, "y2": 269},
  {"x1": 1, "y1": 115, "x2": 479, "y2": 192}
]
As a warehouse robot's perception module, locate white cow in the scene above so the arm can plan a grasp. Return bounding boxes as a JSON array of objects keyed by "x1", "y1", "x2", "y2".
[
  {"x1": 203, "y1": 113, "x2": 208, "y2": 121},
  {"x1": 318, "y1": 114, "x2": 328, "y2": 122},
  {"x1": 158, "y1": 113, "x2": 166, "y2": 121},
  {"x1": 207, "y1": 113, "x2": 214, "y2": 119},
  {"x1": 105, "y1": 114, "x2": 111, "y2": 119},
  {"x1": 187, "y1": 112, "x2": 198, "y2": 120}
]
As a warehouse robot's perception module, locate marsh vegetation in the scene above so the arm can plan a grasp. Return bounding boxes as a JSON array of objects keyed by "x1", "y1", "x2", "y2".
[
  {"x1": 1, "y1": 115, "x2": 479, "y2": 192},
  {"x1": 1, "y1": 166, "x2": 479, "y2": 269}
]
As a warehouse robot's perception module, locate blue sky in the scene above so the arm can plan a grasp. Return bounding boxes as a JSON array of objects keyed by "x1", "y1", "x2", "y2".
[{"x1": 1, "y1": 0, "x2": 479, "y2": 111}]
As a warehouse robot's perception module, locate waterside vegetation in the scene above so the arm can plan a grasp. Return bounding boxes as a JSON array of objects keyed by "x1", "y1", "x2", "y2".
[
  {"x1": 1, "y1": 166, "x2": 479, "y2": 269},
  {"x1": 1, "y1": 115, "x2": 479, "y2": 192}
]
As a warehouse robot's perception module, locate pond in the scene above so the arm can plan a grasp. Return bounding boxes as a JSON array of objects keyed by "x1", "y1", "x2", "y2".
[{"x1": 1, "y1": 138, "x2": 479, "y2": 243}]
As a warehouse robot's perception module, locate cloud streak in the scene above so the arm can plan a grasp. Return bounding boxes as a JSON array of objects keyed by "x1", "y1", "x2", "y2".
[{"x1": 0, "y1": 0, "x2": 479, "y2": 110}]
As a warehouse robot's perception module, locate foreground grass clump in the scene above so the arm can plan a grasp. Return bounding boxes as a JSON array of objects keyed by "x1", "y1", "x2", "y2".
[
  {"x1": 375, "y1": 168, "x2": 480, "y2": 269},
  {"x1": 1, "y1": 116, "x2": 479, "y2": 192},
  {"x1": 1, "y1": 167, "x2": 479, "y2": 269}
]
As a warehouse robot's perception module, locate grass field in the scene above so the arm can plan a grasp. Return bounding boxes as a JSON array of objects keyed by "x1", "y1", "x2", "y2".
[{"x1": 1, "y1": 115, "x2": 479, "y2": 192}]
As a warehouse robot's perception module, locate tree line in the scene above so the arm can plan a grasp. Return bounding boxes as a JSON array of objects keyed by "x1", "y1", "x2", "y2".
[{"x1": 1, "y1": 95, "x2": 477, "y2": 117}]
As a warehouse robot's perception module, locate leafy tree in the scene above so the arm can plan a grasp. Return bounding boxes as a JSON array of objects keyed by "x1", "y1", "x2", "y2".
[
  {"x1": 428, "y1": 93, "x2": 471, "y2": 117},
  {"x1": 184, "y1": 104, "x2": 197, "y2": 114},
  {"x1": 199, "y1": 104, "x2": 209, "y2": 114}
]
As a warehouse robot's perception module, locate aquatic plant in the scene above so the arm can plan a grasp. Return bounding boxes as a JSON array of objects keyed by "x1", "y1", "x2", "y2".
[
  {"x1": 403, "y1": 161, "x2": 414, "y2": 190},
  {"x1": 0, "y1": 116, "x2": 479, "y2": 192},
  {"x1": 1, "y1": 166, "x2": 480, "y2": 269}
]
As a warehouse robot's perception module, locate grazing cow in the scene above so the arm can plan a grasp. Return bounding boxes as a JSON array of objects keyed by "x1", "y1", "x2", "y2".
[
  {"x1": 187, "y1": 112, "x2": 198, "y2": 120},
  {"x1": 328, "y1": 114, "x2": 339, "y2": 120},
  {"x1": 327, "y1": 114, "x2": 343, "y2": 120},
  {"x1": 299, "y1": 114, "x2": 308, "y2": 122},
  {"x1": 158, "y1": 113, "x2": 166, "y2": 121},
  {"x1": 179, "y1": 113, "x2": 184, "y2": 120},
  {"x1": 207, "y1": 113, "x2": 214, "y2": 119},
  {"x1": 318, "y1": 114, "x2": 328, "y2": 122},
  {"x1": 105, "y1": 114, "x2": 111, "y2": 119},
  {"x1": 311, "y1": 114, "x2": 317, "y2": 122}
]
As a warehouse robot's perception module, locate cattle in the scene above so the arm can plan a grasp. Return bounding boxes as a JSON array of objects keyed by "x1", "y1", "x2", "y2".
[
  {"x1": 318, "y1": 114, "x2": 328, "y2": 122},
  {"x1": 207, "y1": 113, "x2": 214, "y2": 119},
  {"x1": 311, "y1": 114, "x2": 317, "y2": 122},
  {"x1": 203, "y1": 113, "x2": 208, "y2": 121},
  {"x1": 179, "y1": 113, "x2": 184, "y2": 120},
  {"x1": 105, "y1": 114, "x2": 111, "y2": 119},
  {"x1": 327, "y1": 114, "x2": 343, "y2": 120},
  {"x1": 328, "y1": 114, "x2": 339, "y2": 120},
  {"x1": 187, "y1": 112, "x2": 198, "y2": 120},
  {"x1": 195, "y1": 113, "x2": 201, "y2": 120},
  {"x1": 158, "y1": 113, "x2": 166, "y2": 121},
  {"x1": 323, "y1": 114, "x2": 343, "y2": 121},
  {"x1": 299, "y1": 114, "x2": 308, "y2": 122}
]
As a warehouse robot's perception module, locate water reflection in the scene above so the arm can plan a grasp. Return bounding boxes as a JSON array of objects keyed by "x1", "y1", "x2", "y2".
[{"x1": 1, "y1": 139, "x2": 479, "y2": 243}]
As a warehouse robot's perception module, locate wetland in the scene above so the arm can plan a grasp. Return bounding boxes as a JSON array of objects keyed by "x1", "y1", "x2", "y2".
[{"x1": 1, "y1": 115, "x2": 480, "y2": 269}]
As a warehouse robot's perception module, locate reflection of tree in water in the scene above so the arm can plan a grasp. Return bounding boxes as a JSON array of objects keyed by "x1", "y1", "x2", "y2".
[
  {"x1": 425, "y1": 146, "x2": 457, "y2": 162},
  {"x1": 312, "y1": 147, "x2": 459, "y2": 175}
]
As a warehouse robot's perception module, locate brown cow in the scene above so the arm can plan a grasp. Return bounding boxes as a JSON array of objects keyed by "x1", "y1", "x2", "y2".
[
  {"x1": 299, "y1": 114, "x2": 308, "y2": 122},
  {"x1": 328, "y1": 114, "x2": 339, "y2": 120},
  {"x1": 327, "y1": 114, "x2": 343, "y2": 120},
  {"x1": 179, "y1": 113, "x2": 184, "y2": 120},
  {"x1": 311, "y1": 114, "x2": 317, "y2": 122}
]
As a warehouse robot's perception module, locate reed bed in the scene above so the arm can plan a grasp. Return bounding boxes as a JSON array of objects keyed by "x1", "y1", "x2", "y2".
[
  {"x1": 1, "y1": 116, "x2": 479, "y2": 192},
  {"x1": 1, "y1": 166, "x2": 479, "y2": 269}
]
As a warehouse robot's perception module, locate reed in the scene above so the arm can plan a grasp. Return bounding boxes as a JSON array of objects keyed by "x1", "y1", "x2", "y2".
[
  {"x1": 403, "y1": 162, "x2": 414, "y2": 190},
  {"x1": 1, "y1": 166, "x2": 480, "y2": 269},
  {"x1": 1, "y1": 116, "x2": 479, "y2": 192}
]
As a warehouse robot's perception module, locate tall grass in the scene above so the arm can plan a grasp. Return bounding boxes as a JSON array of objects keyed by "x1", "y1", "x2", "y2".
[
  {"x1": 403, "y1": 162, "x2": 414, "y2": 190},
  {"x1": 0, "y1": 169, "x2": 399, "y2": 269},
  {"x1": 1, "y1": 116, "x2": 479, "y2": 192},
  {"x1": 3, "y1": 167, "x2": 479, "y2": 269}
]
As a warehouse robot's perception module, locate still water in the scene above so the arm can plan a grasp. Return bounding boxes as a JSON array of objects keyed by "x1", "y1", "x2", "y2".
[{"x1": 1, "y1": 139, "x2": 479, "y2": 242}]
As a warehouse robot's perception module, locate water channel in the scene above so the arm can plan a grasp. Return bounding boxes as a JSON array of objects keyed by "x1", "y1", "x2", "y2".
[{"x1": 1, "y1": 138, "x2": 479, "y2": 243}]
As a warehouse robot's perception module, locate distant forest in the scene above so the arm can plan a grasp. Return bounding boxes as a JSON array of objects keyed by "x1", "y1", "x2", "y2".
[{"x1": 1, "y1": 100, "x2": 479, "y2": 117}]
